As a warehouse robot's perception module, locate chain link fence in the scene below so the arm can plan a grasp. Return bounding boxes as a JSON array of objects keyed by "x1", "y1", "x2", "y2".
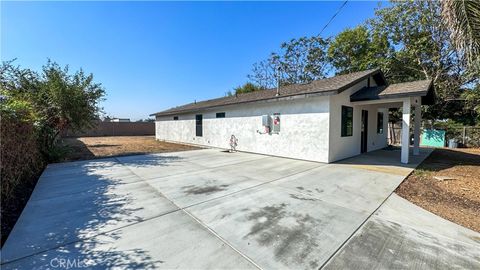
[{"x1": 445, "y1": 127, "x2": 480, "y2": 147}]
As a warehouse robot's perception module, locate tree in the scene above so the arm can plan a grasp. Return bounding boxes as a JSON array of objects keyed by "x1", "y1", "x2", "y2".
[
  {"x1": 136, "y1": 118, "x2": 155, "y2": 122},
  {"x1": 248, "y1": 36, "x2": 330, "y2": 88},
  {"x1": 328, "y1": 26, "x2": 393, "y2": 75},
  {"x1": 462, "y1": 84, "x2": 480, "y2": 123},
  {"x1": 366, "y1": 0, "x2": 479, "y2": 122},
  {"x1": 243, "y1": 0, "x2": 479, "y2": 124},
  {"x1": 1, "y1": 60, "x2": 105, "y2": 160},
  {"x1": 441, "y1": 0, "x2": 480, "y2": 69},
  {"x1": 229, "y1": 82, "x2": 264, "y2": 96},
  {"x1": 0, "y1": 61, "x2": 40, "y2": 122},
  {"x1": 247, "y1": 59, "x2": 278, "y2": 90}
]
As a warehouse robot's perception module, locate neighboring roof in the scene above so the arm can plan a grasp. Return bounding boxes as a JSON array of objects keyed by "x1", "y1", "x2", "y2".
[
  {"x1": 151, "y1": 69, "x2": 384, "y2": 116},
  {"x1": 350, "y1": 79, "x2": 435, "y2": 104}
]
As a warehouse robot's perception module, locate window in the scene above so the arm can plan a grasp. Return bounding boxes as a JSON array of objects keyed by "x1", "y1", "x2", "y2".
[
  {"x1": 216, "y1": 112, "x2": 225, "y2": 118},
  {"x1": 195, "y1": 114, "x2": 203, "y2": 137},
  {"x1": 341, "y1": 106, "x2": 353, "y2": 137},
  {"x1": 377, "y1": 112, "x2": 384, "y2": 134},
  {"x1": 173, "y1": 116, "x2": 178, "y2": 120}
]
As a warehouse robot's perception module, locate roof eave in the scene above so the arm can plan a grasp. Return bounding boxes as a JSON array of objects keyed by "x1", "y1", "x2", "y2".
[
  {"x1": 378, "y1": 91, "x2": 429, "y2": 100},
  {"x1": 151, "y1": 68, "x2": 387, "y2": 117},
  {"x1": 336, "y1": 69, "x2": 383, "y2": 94},
  {"x1": 151, "y1": 89, "x2": 339, "y2": 117},
  {"x1": 351, "y1": 90, "x2": 432, "y2": 102}
]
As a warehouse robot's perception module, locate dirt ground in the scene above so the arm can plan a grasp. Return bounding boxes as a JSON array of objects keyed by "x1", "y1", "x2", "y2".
[
  {"x1": 61, "y1": 136, "x2": 200, "y2": 161},
  {"x1": 395, "y1": 148, "x2": 480, "y2": 233}
]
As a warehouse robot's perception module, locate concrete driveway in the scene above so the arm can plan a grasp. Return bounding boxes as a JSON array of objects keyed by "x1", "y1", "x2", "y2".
[{"x1": 2, "y1": 148, "x2": 479, "y2": 269}]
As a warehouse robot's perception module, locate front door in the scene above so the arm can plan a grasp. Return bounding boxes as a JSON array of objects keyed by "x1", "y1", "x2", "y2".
[{"x1": 361, "y1": 110, "x2": 368, "y2": 153}]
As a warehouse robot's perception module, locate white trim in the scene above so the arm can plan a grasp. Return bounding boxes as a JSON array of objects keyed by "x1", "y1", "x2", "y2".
[
  {"x1": 413, "y1": 105, "x2": 421, "y2": 155},
  {"x1": 401, "y1": 99, "x2": 411, "y2": 164}
]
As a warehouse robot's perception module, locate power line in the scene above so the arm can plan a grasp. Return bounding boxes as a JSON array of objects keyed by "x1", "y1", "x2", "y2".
[{"x1": 319, "y1": 0, "x2": 349, "y2": 36}]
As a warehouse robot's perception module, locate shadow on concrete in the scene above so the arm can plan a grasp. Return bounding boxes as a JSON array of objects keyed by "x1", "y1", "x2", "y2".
[
  {"x1": 0, "y1": 154, "x2": 187, "y2": 268},
  {"x1": 116, "y1": 154, "x2": 184, "y2": 168}
]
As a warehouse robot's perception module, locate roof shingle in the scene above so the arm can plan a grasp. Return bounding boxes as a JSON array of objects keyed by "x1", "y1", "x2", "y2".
[
  {"x1": 350, "y1": 79, "x2": 433, "y2": 102},
  {"x1": 152, "y1": 69, "x2": 381, "y2": 116}
]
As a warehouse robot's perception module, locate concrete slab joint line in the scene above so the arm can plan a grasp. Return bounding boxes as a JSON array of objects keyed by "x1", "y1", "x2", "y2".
[
  {"x1": 113, "y1": 156, "x2": 264, "y2": 270},
  {"x1": 322, "y1": 194, "x2": 480, "y2": 269},
  {"x1": 318, "y1": 190, "x2": 396, "y2": 269},
  {"x1": 6, "y1": 148, "x2": 472, "y2": 270}
]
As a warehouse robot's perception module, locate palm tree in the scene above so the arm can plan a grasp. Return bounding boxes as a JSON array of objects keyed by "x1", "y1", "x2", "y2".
[{"x1": 441, "y1": 0, "x2": 480, "y2": 66}]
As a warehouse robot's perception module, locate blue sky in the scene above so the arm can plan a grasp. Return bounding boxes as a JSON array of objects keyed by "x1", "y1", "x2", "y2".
[{"x1": 2, "y1": 1, "x2": 386, "y2": 120}]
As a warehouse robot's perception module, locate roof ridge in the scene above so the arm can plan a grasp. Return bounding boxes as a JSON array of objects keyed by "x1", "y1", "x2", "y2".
[{"x1": 151, "y1": 68, "x2": 383, "y2": 116}]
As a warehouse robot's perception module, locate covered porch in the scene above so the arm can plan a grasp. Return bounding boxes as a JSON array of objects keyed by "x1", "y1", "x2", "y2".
[
  {"x1": 350, "y1": 80, "x2": 435, "y2": 164},
  {"x1": 336, "y1": 145, "x2": 433, "y2": 174}
]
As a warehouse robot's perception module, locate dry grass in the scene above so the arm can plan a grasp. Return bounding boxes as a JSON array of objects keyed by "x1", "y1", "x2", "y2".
[
  {"x1": 61, "y1": 136, "x2": 200, "y2": 161},
  {"x1": 396, "y1": 148, "x2": 480, "y2": 232}
]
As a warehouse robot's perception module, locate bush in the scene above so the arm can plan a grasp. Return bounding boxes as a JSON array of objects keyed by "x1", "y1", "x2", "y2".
[
  {"x1": 0, "y1": 114, "x2": 45, "y2": 201},
  {"x1": 1, "y1": 60, "x2": 105, "y2": 245},
  {"x1": 1, "y1": 60, "x2": 105, "y2": 161}
]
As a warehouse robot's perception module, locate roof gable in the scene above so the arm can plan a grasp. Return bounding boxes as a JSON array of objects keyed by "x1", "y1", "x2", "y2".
[{"x1": 350, "y1": 79, "x2": 434, "y2": 104}]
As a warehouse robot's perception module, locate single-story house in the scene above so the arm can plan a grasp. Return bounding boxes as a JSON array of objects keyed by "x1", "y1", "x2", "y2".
[{"x1": 151, "y1": 69, "x2": 434, "y2": 164}]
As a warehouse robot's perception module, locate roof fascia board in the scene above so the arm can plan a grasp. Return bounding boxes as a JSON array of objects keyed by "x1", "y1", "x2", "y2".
[
  {"x1": 151, "y1": 90, "x2": 337, "y2": 117},
  {"x1": 151, "y1": 69, "x2": 385, "y2": 117},
  {"x1": 350, "y1": 97, "x2": 406, "y2": 106},
  {"x1": 350, "y1": 90, "x2": 430, "y2": 103},
  {"x1": 336, "y1": 69, "x2": 383, "y2": 94}
]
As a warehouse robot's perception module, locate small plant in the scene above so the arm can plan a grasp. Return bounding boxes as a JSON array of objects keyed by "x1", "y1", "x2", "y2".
[{"x1": 413, "y1": 168, "x2": 431, "y2": 178}]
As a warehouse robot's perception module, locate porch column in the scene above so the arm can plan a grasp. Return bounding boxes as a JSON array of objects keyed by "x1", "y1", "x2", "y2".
[
  {"x1": 401, "y1": 98, "x2": 411, "y2": 164},
  {"x1": 413, "y1": 104, "x2": 421, "y2": 155},
  {"x1": 386, "y1": 108, "x2": 390, "y2": 144}
]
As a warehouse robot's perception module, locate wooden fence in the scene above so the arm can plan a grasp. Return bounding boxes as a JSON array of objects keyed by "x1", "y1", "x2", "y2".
[{"x1": 64, "y1": 122, "x2": 155, "y2": 137}]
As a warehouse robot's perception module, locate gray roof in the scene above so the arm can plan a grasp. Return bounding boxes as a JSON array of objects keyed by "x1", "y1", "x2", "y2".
[
  {"x1": 350, "y1": 79, "x2": 434, "y2": 104},
  {"x1": 151, "y1": 69, "x2": 383, "y2": 116}
]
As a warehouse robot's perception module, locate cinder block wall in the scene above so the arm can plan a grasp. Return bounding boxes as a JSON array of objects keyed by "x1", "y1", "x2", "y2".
[{"x1": 64, "y1": 122, "x2": 155, "y2": 137}]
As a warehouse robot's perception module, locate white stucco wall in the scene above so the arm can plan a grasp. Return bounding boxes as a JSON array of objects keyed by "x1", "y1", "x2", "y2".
[
  {"x1": 155, "y1": 76, "x2": 392, "y2": 163},
  {"x1": 328, "y1": 79, "x2": 388, "y2": 162},
  {"x1": 155, "y1": 96, "x2": 331, "y2": 162}
]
